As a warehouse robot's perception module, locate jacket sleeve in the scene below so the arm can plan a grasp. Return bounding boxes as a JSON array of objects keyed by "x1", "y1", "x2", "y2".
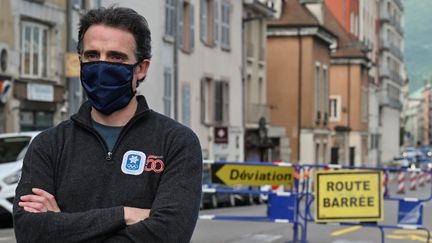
[
  {"x1": 13, "y1": 132, "x2": 126, "y2": 243},
  {"x1": 106, "y1": 128, "x2": 203, "y2": 243}
]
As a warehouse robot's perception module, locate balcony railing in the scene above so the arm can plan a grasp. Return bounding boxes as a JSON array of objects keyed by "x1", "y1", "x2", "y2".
[
  {"x1": 379, "y1": 66, "x2": 403, "y2": 84},
  {"x1": 379, "y1": 90, "x2": 402, "y2": 110},
  {"x1": 394, "y1": 0, "x2": 404, "y2": 11},
  {"x1": 380, "y1": 39, "x2": 403, "y2": 60},
  {"x1": 245, "y1": 103, "x2": 271, "y2": 124},
  {"x1": 380, "y1": 11, "x2": 404, "y2": 36}
]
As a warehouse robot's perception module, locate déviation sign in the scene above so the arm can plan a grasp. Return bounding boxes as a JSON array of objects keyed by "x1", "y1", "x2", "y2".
[{"x1": 211, "y1": 163, "x2": 294, "y2": 186}]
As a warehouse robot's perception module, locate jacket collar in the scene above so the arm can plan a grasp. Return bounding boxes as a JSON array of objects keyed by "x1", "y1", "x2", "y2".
[{"x1": 71, "y1": 95, "x2": 151, "y2": 126}]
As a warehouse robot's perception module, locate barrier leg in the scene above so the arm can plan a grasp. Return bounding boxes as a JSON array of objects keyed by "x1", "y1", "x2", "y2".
[
  {"x1": 409, "y1": 171, "x2": 417, "y2": 191},
  {"x1": 383, "y1": 170, "x2": 389, "y2": 197},
  {"x1": 397, "y1": 170, "x2": 405, "y2": 194},
  {"x1": 419, "y1": 171, "x2": 425, "y2": 187}
]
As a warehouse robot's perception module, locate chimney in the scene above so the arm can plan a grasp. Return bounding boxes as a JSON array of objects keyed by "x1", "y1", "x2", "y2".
[{"x1": 300, "y1": 0, "x2": 324, "y2": 24}]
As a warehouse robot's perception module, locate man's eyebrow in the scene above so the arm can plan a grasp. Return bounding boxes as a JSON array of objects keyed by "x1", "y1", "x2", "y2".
[
  {"x1": 107, "y1": 51, "x2": 128, "y2": 58},
  {"x1": 82, "y1": 50, "x2": 99, "y2": 55}
]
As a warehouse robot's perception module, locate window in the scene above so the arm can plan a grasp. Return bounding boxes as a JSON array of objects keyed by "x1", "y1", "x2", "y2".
[
  {"x1": 165, "y1": 0, "x2": 175, "y2": 37},
  {"x1": 180, "y1": 1, "x2": 195, "y2": 52},
  {"x1": 163, "y1": 69, "x2": 172, "y2": 117},
  {"x1": 221, "y1": 1, "x2": 231, "y2": 49},
  {"x1": 200, "y1": 0, "x2": 218, "y2": 45},
  {"x1": 200, "y1": 78, "x2": 229, "y2": 125},
  {"x1": 370, "y1": 134, "x2": 380, "y2": 150},
  {"x1": 181, "y1": 83, "x2": 191, "y2": 127},
  {"x1": 329, "y1": 96, "x2": 341, "y2": 121},
  {"x1": 361, "y1": 86, "x2": 368, "y2": 122},
  {"x1": 201, "y1": 77, "x2": 213, "y2": 124},
  {"x1": 322, "y1": 66, "x2": 329, "y2": 122},
  {"x1": 21, "y1": 22, "x2": 49, "y2": 77},
  {"x1": 315, "y1": 63, "x2": 321, "y2": 122},
  {"x1": 20, "y1": 110, "x2": 53, "y2": 131},
  {"x1": 214, "y1": 80, "x2": 229, "y2": 123}
]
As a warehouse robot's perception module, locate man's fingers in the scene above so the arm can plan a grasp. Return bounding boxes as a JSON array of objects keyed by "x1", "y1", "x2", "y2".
[
  {"x1": 20, "y1": 194, "x2": 48, "y2": 204},
  {"x1": 31, "y1": 188, "x2": 60, "y2": 212},
  {"x1": 32, "y1": 188, "x2": 55, "y2": 202},
  {"x1": 19, "y1": 202, "x2": 46, "y2": 212},
  {"x1": 20, "y1": 191, "x2": 60, "y2": 213},
  {"x1": 23, "y1": 207, "x2": 41, "y2": 213}
]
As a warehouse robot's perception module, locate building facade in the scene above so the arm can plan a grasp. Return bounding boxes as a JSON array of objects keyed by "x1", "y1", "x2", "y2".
[
  {"x1": 267, "y1": 0, "x2": 336, "y2": 164},
  {"x1": 0, "y1": 0, "x2": 67, "y2": 133},
  {"x1": 243, "y1": 0, "x2": 289, "y2": 162},
  {"x1": 378, "y1": 0, "x2": 405, "y2": 163}
]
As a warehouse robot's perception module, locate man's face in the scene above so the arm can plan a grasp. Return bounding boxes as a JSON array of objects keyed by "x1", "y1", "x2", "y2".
[{"x1": 81, "y1": 24, "x2": 150, "y2": 91}]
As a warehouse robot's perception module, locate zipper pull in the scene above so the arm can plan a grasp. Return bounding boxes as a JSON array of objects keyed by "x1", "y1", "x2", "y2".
[{"x1": 106, "y1": 152, "x2": 112, "y2": 161}]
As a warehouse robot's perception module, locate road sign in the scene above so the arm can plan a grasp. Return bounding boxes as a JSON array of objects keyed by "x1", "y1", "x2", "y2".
[
  {"x1": 398, "y1": 200, "x2": 423, "y2": 225},
  {"x1": 211, "y1": 163, "x2": 294, "y2": 186},
  {"x1": 314, "y1": 170, "x2": 383, "y2": 223}
]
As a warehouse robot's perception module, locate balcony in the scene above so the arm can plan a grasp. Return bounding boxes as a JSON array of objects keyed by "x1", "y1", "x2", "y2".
[
  {"x1": 379, "y1": 66, "x2": 404, "y2": 85},
  {"x1": 379, "y1": 90, "x2": 402, "y2": 110},
  {"x1": 394, "y1": 0, "x2": 404, "y2": 11},
  {"x1": 380, "y1": 11, "x2": 404, "y2": 36},
  {"x1": 380, "y1": 39, "x2": 403, "y2": 60},
  {"x1": 245, "y1": 103, "x2": 271, "y2": 125}
]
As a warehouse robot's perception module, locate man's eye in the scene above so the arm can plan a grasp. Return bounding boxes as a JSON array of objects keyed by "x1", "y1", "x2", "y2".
[
  {"x1": 85, "y1": 53, "x2": 99, "y2": 61},
  {"x1": 110, "y1": 55, "x2": 125, "y2": 62}
]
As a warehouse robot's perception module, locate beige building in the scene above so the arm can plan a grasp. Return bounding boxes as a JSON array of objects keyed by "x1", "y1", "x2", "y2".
[
  {"x1": 0, "y1": 0, "x2": 66, "y2": 133},
  {"x1": 176, "y1": 0, "x2": 244, "y2": 161},
  {"x1": 243, "y1": 0, "x2": 290, "y2": 162},
  {"x1": 267, "y1": 0, "x2": 337, "y2": 164}
]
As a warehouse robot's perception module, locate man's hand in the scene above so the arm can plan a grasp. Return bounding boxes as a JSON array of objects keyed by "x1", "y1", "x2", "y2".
[
  {"x1": 18, "y1": 188, "x2": 61, "y2": 213},
  {"x1": 124, "y1": 207, "x2": 150, "y2": 225}
]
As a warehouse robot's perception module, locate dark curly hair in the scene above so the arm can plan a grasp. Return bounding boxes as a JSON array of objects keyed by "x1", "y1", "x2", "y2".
[{"x1": 77, "y1": 6, "x2": 152, "y2": 63}]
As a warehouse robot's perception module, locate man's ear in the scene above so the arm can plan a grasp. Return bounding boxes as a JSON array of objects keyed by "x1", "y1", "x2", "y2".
[{"x1": 136, "y1": 60, "x2": 150, "y2": 80}]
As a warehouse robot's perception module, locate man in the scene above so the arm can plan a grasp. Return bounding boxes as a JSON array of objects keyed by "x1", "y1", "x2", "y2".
[{"x1": 13, "y1": 6, "x2": 202, "y2": 243}]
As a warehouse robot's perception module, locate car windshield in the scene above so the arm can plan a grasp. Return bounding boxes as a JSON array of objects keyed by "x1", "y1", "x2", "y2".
[{"x1": 0, "y1": 136, "x2": 31, "y2": 163}]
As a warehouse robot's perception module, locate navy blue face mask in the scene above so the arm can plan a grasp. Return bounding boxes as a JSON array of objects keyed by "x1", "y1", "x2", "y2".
[{"x1": 80, "y1": 61, "x2": 138, "y2": 115}]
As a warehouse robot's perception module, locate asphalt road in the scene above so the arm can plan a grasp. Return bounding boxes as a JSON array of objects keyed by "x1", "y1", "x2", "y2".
[
  {"x1": 192, "y1": 180, "x2": 432, "y2": 243},
  {"x1": 0, "y1": 177, "x2": 430, "y2": 243}
]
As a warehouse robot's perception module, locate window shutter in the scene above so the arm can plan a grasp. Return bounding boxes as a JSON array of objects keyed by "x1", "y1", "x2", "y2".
[
  {"x1": 200, "y1": 78, "x2": 206, "y2": 124},
  {"x1": 226, "y1": 3, "x2": 231, "y2": 48},
  {"x1": 200, "y1": 0, "x2": 207, "y2": 42},
  {"x1": 182, "y1": 84, "x2": 191, "y2": 127},
  {"x1": 190, "y1": 4, "x2": 195, "y2": 50},
  {"x1": 177, "y1": 0, "x2": 184, "y2": 49},
  {"x1": 213, "y1": 0, "x2": 220, "y2": 44},
  {"x1": 223, "y1": 82, "x2": 229, "y2": 123}
]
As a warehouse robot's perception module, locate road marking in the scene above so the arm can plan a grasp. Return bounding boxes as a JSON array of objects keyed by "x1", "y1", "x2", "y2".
[
  {"x1": 331, "y1": 226, "x2": 362, "y2": 236},
  {"x1": 393, "y1": 229, "x2": 429, "y2": 236},
  {"x1": 231, "y1": 234, "x2": 283, "y2": 243},
  {"x1": 0, "y1": 237, "x2": 13, "y2": 242},
  {"x1": 386, "y1": 234, "x2": 428, "y2": 242}
]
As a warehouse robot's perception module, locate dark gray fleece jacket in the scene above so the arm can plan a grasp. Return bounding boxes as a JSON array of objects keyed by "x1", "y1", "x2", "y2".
[{"x1": 13, "y1": 95, "x2": 202, "y2": 243}]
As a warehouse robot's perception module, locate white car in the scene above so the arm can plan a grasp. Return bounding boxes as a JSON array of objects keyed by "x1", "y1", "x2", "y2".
[{"x1": 0, "y1": 131, "x2": 40, "y2": 216}]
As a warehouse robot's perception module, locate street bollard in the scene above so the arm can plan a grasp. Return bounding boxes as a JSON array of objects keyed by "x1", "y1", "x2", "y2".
[
  {"x1": 409, "y1": 170, "x2": 417, "y2": 191},
  {"x1": 397, "y1": 170, "x2": 405, "y2": 194}
]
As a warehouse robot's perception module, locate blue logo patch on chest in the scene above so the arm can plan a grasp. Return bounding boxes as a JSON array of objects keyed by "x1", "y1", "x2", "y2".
[{"x1": 121, "y1": 150, "x2": 146, "y2": 175}]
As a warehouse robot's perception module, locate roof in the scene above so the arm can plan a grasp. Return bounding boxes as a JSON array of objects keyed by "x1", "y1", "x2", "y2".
[{"x1": 268, "y1": 0, "x2": 367, "y2": 59}]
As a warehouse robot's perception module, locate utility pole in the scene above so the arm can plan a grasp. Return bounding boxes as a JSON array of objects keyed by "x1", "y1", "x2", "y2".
[{"x1": 66, "y1": 0, "x2": 83, "y2": 116}]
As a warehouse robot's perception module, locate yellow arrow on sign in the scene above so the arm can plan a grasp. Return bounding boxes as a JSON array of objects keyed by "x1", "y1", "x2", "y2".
[{"x1": 213, "y1": 164, "x2": 294, "y2": 186}]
